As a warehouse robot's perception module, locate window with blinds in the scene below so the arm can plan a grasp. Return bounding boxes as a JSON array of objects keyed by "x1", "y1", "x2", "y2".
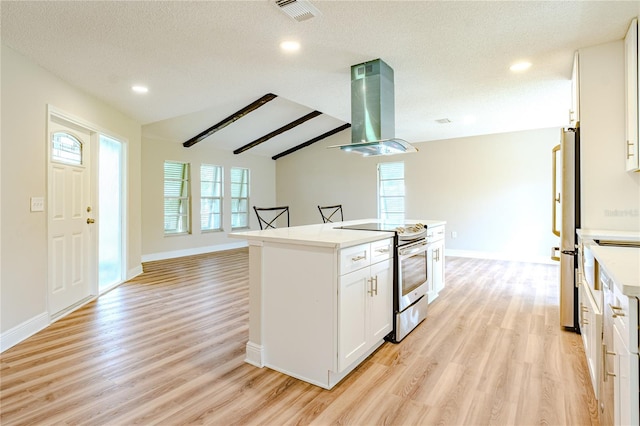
[
  {"x1": 201, "y1": 164, "x2": 223, "y2": 232},
  {"x1": 230, "y1": 167, "x2": 250, "y2": 229},
  {"x1": 164, "y1": 161, "x2": 191, "y2": 235},
  {"x1": 378, "y1": 162, "x2": 405, "y2": 222}
]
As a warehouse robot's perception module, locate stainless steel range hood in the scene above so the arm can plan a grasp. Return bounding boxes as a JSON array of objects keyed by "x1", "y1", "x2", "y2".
[{"x1": 330, "y1": 59, "x2": 417, "y2": 156}]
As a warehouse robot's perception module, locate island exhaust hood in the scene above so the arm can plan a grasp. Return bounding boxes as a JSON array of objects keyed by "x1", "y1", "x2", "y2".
[{"x1": 330, "y1": 59, "x2": 417, "y2": 156}]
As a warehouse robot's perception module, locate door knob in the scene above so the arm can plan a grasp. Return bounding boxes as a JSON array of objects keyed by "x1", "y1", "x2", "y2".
[{"x1": 87, "y1": 218, "x2": 95, "y2": 224}]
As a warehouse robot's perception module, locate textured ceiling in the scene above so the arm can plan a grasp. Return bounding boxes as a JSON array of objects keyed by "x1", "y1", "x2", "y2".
[{"x1": 2, "y1": 1, "x2": 639, "y2": 158}]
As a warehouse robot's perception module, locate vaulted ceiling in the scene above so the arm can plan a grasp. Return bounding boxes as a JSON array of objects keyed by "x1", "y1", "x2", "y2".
[{"x1": 2, "y1": 1, "x2": 639, "y2": 158}]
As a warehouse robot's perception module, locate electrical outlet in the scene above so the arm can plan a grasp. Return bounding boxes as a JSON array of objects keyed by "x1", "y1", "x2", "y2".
[
  {"x1": 30, "y1": 197, "x2": 45, "y2": 212},
  {"x1": 451, "y1": 231, "x2": 457, "y2": 239}
]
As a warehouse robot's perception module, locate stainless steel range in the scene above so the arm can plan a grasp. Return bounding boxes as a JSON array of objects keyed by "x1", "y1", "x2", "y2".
[{"x1": 336, "y1": 222, "x2": 430, "y2": 342}]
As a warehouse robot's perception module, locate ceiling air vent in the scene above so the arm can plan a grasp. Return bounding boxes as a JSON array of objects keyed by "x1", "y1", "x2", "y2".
[{"x1": 275, "y1": 0, "x2": 321, "y2": 22}]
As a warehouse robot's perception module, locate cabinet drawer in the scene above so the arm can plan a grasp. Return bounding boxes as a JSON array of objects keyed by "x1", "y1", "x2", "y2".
[
  {"x1": 428, "y1": 225, "x2": 445, "y2": 242},
  {"x1": 370, "y1": 238, "x2": 393, "y2": 264},
  {"x1": 611, "y1": 284, "x2": 639, "y2": 352},
  {"x1": 340, "y1": 243, "x2": 371, "y2": 275}
]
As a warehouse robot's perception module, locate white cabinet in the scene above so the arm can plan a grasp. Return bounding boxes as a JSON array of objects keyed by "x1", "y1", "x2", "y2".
[
  {"x1": 625, "y1": 18, "x2": 639, "y2": 172},
  {"x1": 599, "y1": 268, "x2": 640, "y2": 426},
  {"x1": 338, "y1": 240, "x2": 392, "y2": 372},
  {"x1": 571, "y1": 51, "x2": 580, "y2": 125},
  {"x1": 426, "y1": 225, "x2": 446, "y2": 302},
  {"x1": 578, "y1": 280, "x2": 602, "y2": 397}
]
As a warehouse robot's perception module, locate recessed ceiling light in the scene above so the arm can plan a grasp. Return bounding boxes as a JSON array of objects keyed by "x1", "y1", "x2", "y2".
[
  {"x1": 280, "y1": 41, "x2": 301, "y2": 52},
  {"x1": 131, "y1": 85, "x2": 148, "y2": 93},
  {"x1": 510, "y1": 61, "x2": 532, "y2": 72}
]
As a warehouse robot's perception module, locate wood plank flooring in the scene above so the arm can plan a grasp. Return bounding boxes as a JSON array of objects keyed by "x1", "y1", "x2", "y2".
[{"x1": 1, "y1": 250, "x2": 599, "y2": 425}]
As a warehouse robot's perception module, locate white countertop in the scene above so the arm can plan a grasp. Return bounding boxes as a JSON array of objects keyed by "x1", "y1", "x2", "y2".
[
  {"x1": 577, "y1": 228, "x2": 640, "y2": 242},
  {"x1": 229, "y1": 218, "x2": 446, "y2": 249},
  {"x1": 591, "y1": 245, "x2": 640, "y2": 297}
]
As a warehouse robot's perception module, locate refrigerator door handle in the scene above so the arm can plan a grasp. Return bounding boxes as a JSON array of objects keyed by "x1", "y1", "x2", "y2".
[
  {"x1": 551, "y1": 144, "x2": 561, "y2": 237},
  {"x1": 551, "y1": 246, "x2": 560, "y2": 262}
]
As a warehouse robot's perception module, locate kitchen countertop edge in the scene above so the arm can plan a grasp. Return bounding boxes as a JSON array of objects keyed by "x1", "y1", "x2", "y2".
[
  {"x1": 590, "y1": 245, "x2": 640, "y2": 297},
  {"x1": 229, "y1": 219, "x2": 446, "y2": 249}
]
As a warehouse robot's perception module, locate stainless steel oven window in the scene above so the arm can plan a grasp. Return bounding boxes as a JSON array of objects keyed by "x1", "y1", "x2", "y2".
[
  {"x1": 401, "y1": 251, "x2": 427, "y2": 295},
  {"x1": 397, "y1": 240, "x2": 429, "y2": 311}
]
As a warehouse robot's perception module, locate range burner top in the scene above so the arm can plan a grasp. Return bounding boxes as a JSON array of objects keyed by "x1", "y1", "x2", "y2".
[{"x1": 337, "y1": 222, "x2": 427, "y2": 239}]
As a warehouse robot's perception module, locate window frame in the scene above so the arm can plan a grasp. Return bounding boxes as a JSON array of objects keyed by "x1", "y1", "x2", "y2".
[
  {"x1": 377, "y1": 161, "x2": 405, "y2": 222},
  {"x1": 51, "y1": 131, "x2": 83, "y2": 166},
  {"x1": 230, "y1": 167, "x2": 250, "y2": 230},
  {"x1": 200, "y1": 163, "x2": 223, "y2": 232},
  {"x1": 164, "y1": 160, "x2": 191, "y2": 235}
]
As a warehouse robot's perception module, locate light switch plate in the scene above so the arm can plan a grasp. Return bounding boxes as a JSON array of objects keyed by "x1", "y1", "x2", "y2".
[{"x1": 30, "y1": 197, "x2": 45, "y2": 212}]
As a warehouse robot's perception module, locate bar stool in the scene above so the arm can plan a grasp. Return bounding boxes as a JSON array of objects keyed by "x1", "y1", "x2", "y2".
[
  {"x1": 318, "y1": 204, "x2": 343, "y2": 223},
  {"x1": 253, "y1": 206, "x2": 290, "y2": 230}
]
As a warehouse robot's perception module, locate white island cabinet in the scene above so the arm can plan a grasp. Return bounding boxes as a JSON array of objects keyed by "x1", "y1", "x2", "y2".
[
  {"x1": 590, "y1": 243, "x2": 640, "y2": 426},
  {"x1": 229, "y1": 220, "x2": 396, "y2": 389}
]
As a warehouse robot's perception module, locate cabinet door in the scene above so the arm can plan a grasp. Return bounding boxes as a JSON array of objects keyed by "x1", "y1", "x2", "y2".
[
  {"x1": 369, "y1": 259, "x2": 393, "y2": 342},
  {"x1": 625, "y1": 18, "x2": 639, "y2": 171},
  {"x1": 338, "y1": 267, "x2": 369, "y2": 372},
  {"x1": 571, "y1": 52, "x2": 580, "y2": 125},
  {"x1": 432, "y1": 241, "x2": 445, "y2": 295},
  {"x1": 601, "y1": 303, "x2": 615, "y2": 426},
  {"x1": 613, "y1": 324, "x2": 637, "y2": 426}
]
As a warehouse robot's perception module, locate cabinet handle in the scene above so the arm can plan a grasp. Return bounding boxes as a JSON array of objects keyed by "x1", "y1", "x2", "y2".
[
  {"x1": 352, "y1": 255, "x2": 366, "y2": 262},
  {"x1": 608, "y1": 304, "x2": 625, "y2": 318},
  {"x1": 602, "y1": 343, "x2": 617, "y2": 381},
  {"x1": 375, "y1": 248, "x2": 389, "y2": 254},
  {"x1": 367, "y1": 276, "x2": 378, "y2": 297},
  {"x1": 581, "y1": 319, "x2": 589, "y2": 326},
  {"x1": 627, "y1": 140, "x2": 635, "y2": 159}
]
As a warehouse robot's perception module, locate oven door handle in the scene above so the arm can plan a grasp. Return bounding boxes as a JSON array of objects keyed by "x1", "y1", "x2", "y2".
[{"x1": 399, "y1": 241, "x2": 427, "y2": 257}]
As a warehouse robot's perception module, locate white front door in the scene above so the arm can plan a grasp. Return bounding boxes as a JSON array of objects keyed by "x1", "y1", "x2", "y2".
[{"x1": 48, "y1": 114, "x2": 96, "y2": 316}]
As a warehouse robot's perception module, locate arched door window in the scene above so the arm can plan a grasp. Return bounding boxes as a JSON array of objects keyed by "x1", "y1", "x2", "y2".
[{"x1": 51, "y1": 131, "x2": 83, "y2": 165}]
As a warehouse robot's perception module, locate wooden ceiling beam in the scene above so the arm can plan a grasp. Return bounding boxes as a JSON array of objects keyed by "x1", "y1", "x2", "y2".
[
  {"x1": 233, "y1": 110, "x2": 322, "y2": 155},
  {"x1": 271, "y1": 123, "x2": 351, "y2": 160},
  {"x1": 182, "y1": 93, "x2": 277, "y2": 148}
]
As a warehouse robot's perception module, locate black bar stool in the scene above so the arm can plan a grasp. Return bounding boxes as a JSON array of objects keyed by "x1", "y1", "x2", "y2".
[
  {"x1": 253, "y1": 206, "x2": 290, "y2": 230},
  {"x1": 318, "y1": 204, "x2": 343, "y2": 223}
]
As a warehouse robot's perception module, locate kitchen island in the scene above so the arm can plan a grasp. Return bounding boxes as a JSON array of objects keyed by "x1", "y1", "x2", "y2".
[
  {"x1": 577, "y1": 229, "x2": 639, "y2": 425},
  {"x1": 230, "y1": 219, "x2": 445, "y2": 389}
]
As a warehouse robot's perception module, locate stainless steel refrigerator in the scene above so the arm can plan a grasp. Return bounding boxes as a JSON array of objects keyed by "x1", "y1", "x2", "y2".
[{"x1": 552, "y1": 126, "x2": 580, "y2": 331}]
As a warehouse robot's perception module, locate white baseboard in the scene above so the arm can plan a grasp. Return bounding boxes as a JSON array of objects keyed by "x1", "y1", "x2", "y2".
[
  {"x1": 141, "y1": 241, "x2": 248, "y2": 263},
  {"x1": 245, "y1": 341, "x2": 264, "y2": 367},
  {"x1": 0, "y1": 312, "x2": 49, "y2": 353},
  {"x1": 127, "y1": 264, "x2": 143, "y2": 280},
  {"x1": 445, "y1": 249, "x2": 557, "y2": 265}
]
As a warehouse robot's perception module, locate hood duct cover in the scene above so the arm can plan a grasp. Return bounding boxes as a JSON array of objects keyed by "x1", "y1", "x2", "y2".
[{"x1": 330, "y1": 58, "x2": 417, "y2": 156}]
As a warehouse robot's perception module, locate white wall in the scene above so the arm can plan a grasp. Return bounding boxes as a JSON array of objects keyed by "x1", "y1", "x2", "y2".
[
  {"x1": 140, "y1": 132, "x2": 276, "y2": 260},
  {"x1": 1, "y1": 45, "x2": 142, "y2": 339},
  {"x1": 579, "y1": 40, "x2": 640, "y2": 230},
  {"x1": 276, "y1": 127, "x2": 561, "y2": 263}
]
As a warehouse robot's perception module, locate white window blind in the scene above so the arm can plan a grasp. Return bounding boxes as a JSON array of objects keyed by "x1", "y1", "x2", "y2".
[
  {"x1": 378, "y1": 162, "x2": 405, "y2": 222},
  {"x1": 230, "y1": 167, "x2": 250, "y2": 229},
  {"x1": 200, "y1": 164, "x2": 223, "y2": 232},
  {"x1": 164, "y1": 161, "x2": 191, "y2": 235}
]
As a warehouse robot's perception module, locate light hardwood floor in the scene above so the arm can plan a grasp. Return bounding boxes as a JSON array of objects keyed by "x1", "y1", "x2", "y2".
[{"x1": 1, "y1": 250, "x2": 599, "y2": 425}]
